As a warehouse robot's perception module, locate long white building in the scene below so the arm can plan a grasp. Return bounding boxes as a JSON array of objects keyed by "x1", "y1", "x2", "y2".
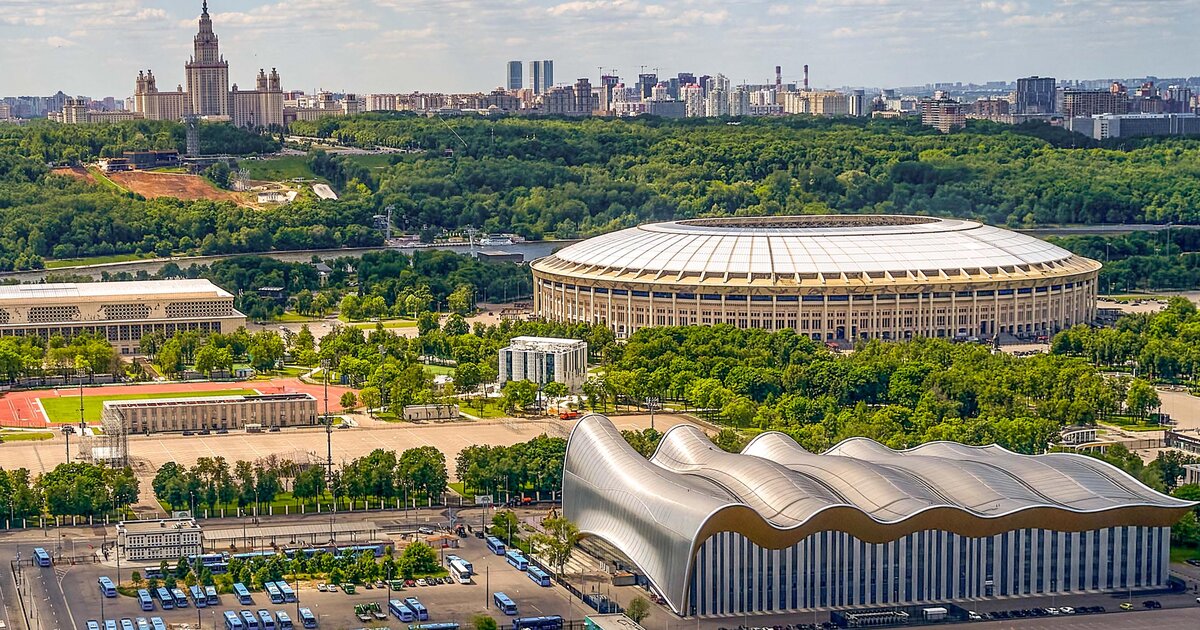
[{"x1": 564, "y1": 415, "x2": 1195, "y2": 617}]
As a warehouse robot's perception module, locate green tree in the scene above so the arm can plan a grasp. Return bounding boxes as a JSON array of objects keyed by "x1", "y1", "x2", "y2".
[
  {"x1": 626, "y1": 596, "x2": 651, "y2": 623},
  {"x1": 359, "y1": 386, "x2": 382, "y2": 416},
  {"x1": 529, "y1": 517, "x2": 580, "y2": 578},
  {"x1": 447, "y1": 285, "x2": 474, "y2": 315},
  {"x1": 1126, "y1": 379, "x2": 1160, "y2": 420},
  {"x1": 340, "y1": 391, "x2": 359, "y2": 412},
  {"x1": 472, "y1": 615, "x2": 499, "y2": 630}
]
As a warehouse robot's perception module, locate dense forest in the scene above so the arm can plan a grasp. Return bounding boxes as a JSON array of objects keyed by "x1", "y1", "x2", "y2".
[
  {"x1": 1049, "y1": 228, "x2": 1200, "y2": 292},
  {"x1": 3, "y1": 115, "x2": 1200, "y2": 272}
]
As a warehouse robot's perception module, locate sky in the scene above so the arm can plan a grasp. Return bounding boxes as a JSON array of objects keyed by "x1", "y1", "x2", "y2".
[{"x1": 1, "y1": 0, "x2": 1198, "y2": 98}]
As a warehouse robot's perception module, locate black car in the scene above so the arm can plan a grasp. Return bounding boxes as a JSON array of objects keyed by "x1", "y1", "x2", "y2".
[
  {"x1": 182, "y1": 431, "x2": 194, "y2": 436},
  {"x1": 199, "y1": 429, "x2": 211, "y2": 435},
  {"x1": 217, "y1": 428, "x2": 229, "y2": 434}
]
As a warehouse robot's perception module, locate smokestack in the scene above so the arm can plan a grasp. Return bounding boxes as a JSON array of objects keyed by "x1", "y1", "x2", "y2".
[
  {"x1": 775, "y1": 65, "x2": 782, "y2": 90},
  {"x1": 803, "y1": 64, "x2": 810, "y2": 91}
]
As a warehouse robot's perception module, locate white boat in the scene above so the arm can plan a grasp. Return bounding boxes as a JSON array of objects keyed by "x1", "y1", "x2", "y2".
[{"x1": 479, "y1": 236, "x2": 514, "y2": 247}]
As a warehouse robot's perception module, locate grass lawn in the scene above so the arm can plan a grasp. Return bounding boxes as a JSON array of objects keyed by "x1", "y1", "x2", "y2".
[
  {"x1": 423, "y1": 364, "x2": 455, "y2": 376},
  {"x1": 241, "y1": 156, "x2": 317, "y2": 181},
  {"x1": 460, "y1": 398, "x2": 509, "y2": 419},
  {"x1": 276, "y1": 311, "x2": 319, "y2": 323},
  {"x1": 45, "y1": 252, "x2": 156, "y2": 269},
  {"x1": 1170, "y1": 545, "x2": 1200, "y2": 564},
  {"x1": 86, "y1": 166, "x2": 130, "y2": 194},
  {"x1": 0, "y1": 431, "x2": 54, "y2": 442},
  {"x1": 41, "y1": 389, "x2": 257, "y2": 423},
  {"x1": 1101, "y1": 416, "x2": 1169, "y2": 433}
]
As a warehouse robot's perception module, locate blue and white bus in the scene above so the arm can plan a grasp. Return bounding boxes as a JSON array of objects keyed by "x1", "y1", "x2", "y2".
[
  {"x1": 505, "y1": 550, "x2": 528, "y2": 571},
  {"x1": 265, "y1": 582, "x2": 283, "y2": 604},
  {"x1": 389, "y1": 599, "x2": 415, "y2": 622},
  {"x1": 240, "y1": 610, "x2": 259, "y2": 630},
  {"x1": 223, "y1": 611, "x2": 244, "y2": 630},
  {"x1": 105, "y1": 620, "x2": 117, "y2": 630},
  {"x1": 404, "y1": 597, "x2": 429, "y2": 621},
  {"x1": 445, "y1": 555, "x2": 473, "y2": 574},
  {"x1": 155, "y1": 587, "x2": 174, "y2": 610},
  {"x1": 233, "y1": 582, "x2": 253, "y2": 605},
  {"x1": 276, "y1": 581, "x2": 297, "y2": 603},
  {"x1": 137, "y1": 589, "x2": 154, "y2": 611},
  {"x1": 171, "y1": 588, "x2": 189, "y2": 608},
  {"x1": 150, "y1": 618, "x2": 167, "y2": 630},
  {"x1": 512, "y1": 616, "x2": 563, "y2": 630},
  {"x1": 526, "y1": 566, "x2": 551, "y2": 587},
  {"x1": 492, "y1": 592, "x2": 518, "y2": 616},
  {"x1": 98, "y1": 576, "x2": 118, "y2": 598},
  {"x1": 205, "y1": 585, "x2": 219, "y2": 605},
  {"x1": 32, "y1": 547, "x2": 51, "y2": 567},
  {"x1": 258, "y1": 609, "x2": 275, "y2": 630},
  {"x1": 142, "y1": 566, "x2": 165, "y2": 580},
  {"x1": 449, "y1": 559, "x2": 472, "y2": 584},
  {"x1": 485, "y1": 536, "x2": 506, "y2": 555},
  {"x1": 190, "y1": 585, "x2": 207, "y2": 607},
  {"x1": 136, "y1": 617, "x2": 151, "y2": 630},
  {"x1": 298, "y1": 608, "x2": 317, "y2": 629},
  {"x1": 411, "y1": 624, "x2": 460, "y2": 630},
  {"x1": 276, "y1": 611, "x2": 293, "y2": 630}
]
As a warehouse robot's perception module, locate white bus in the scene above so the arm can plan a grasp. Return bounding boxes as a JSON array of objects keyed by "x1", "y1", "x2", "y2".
[{"x1": 449, "y1": 559, "x2": 472, "y2": 584}]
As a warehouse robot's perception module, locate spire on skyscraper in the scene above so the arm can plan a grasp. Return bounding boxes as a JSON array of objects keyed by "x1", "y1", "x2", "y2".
[{"x1": 202, "y1": 1, "x2": 209, "y2": 16}]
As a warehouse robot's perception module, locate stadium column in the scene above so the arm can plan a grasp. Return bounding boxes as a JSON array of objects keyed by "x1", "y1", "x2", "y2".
[
  {"x1": 533, "y1": 278, "x2": 541, "y2": 318},
  {"x1": 648, "y1": 290, "x2": 655, "y2": 328},
  {"x1": 771, "y1": 294, "x2": 777, "y2": 329},
  {"x1": 625, "y1": 292, "x2": 632, "y2": 336},
  {"x1": 671, "y1": 292, "x2": 678, "y2": 326},
  {"x1": 589, "y1": 289, "x2": 595, "y2": 326}
]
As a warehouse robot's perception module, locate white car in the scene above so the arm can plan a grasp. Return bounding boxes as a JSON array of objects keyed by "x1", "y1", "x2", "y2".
[
  {"x1": 316, "y1": 583, "x2": 327, "y2": 592},
  {"x1": 1045, "y1": 608, "x2": 1060, "y2": 615},
  {"x1": 1060, "y1": 607, "x2": 1075, "y2": 615},
  {"x1": 416, "y1": 579, "x2": 427, "y2": 587}
]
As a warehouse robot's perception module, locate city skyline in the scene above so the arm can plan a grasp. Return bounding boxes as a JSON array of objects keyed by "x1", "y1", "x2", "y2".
[{"x1": 2, "y1": 0, "x2": 1198, "y2": 97}]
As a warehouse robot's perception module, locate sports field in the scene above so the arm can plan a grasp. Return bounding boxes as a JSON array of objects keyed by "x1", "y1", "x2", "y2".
[{"x1": 39, "y1": 389, "x2": 257, "y2": 423}]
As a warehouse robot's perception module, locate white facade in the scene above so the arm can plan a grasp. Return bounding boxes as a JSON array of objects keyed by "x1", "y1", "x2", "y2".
[
  {"x1": 117, "y1": 518, "x2": 203, "y2": 561},
  {"x1": 498, "y1": 336, "x2": 587, "y2": 392}
]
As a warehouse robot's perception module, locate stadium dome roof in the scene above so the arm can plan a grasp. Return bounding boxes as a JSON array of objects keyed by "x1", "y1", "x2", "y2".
[{"x1": 541, "y1": 215, "x2": 1087, "y2": 279}]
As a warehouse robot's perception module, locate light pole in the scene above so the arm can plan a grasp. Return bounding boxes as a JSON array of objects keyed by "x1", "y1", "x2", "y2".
[
  {"x1": 61, "y1": 426, "x2": 73, "y2": 462},
  {"x1": 321, "y1": 358, "x2": 332, "y2": 486}
]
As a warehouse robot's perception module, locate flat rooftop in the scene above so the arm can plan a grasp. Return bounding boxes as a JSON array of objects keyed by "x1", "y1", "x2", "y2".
[
  {"x1": 104, "y1": 393, "x2": 316, "y2": 410},
  {"x1": 508, "y1": 336, "x2": 587, "y2": 349},
  {"x1": 0, "y1": 279, "x2": 234, "y2": 301},
  {"x1": 117, "y1": 518, "x2": 200, "y2": 533}
]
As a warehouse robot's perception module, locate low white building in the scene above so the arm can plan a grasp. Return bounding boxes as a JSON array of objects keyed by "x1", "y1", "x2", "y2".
[
  {"x1": 498, "y1": 336, "x2": 587, "y2": 392},
  {"x1": 116, "y1": 517, "x2": 203, "y2": 561}
]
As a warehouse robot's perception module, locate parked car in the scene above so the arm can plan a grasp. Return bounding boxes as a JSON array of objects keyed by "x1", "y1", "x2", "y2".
[
  {"x1": 1120, "y1": 602, "x2": 1133, "y2": 610},
  {"x1": 316, "y1": 583, "x2": 327, "y2": 592}
]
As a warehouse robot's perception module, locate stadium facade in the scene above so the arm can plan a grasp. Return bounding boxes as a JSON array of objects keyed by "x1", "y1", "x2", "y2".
[
  {"x1": 563, "y1": 415, "x2": 1195, "y2": 617},
  {"x1": 531, "y1": 215, "x2": 1101, "y2": 340}
]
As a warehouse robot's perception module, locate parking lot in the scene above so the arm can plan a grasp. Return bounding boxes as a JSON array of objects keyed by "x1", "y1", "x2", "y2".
[{"x1": 58, "y1": 532, "x2": 583, "y2": 630}]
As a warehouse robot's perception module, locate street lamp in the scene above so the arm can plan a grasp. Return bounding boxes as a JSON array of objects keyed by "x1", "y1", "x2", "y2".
[
  {"x1": 61, "y1": 426, "x2": 74, "y2": 463},
  {"x1": 321, "y1": 358, "x2": 332, "y2": 485}
]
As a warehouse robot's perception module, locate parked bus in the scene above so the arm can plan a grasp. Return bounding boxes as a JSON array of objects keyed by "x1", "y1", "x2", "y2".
[
  {"x1": 276, "y1": 611, "x2": 293, "y2": 630},
  {"x1": 505, "y1": 550, "x2": 528, "y2": 571},
  {"x1": 526, "y1": 566, "x2": 551, "y2": 587},
  {"x1": 155, "y1": 587, "x2": 174, "y2": 610},
  {"x1": 492, "y1": 592, "x2": 518, "y2": 616},
  {"x1": 449, "y1": 559, "x2": 472, "y2": 584},
  {"x1": 150, "y1": 618, "x2": 167, "y2": 630},
  {"x1": 512, "y1": 616, "x2": 563, "y2": 630},
  {"x1": 223, "y1": 611, "x2": 244, "y2": 630},
  {"x1": 445, "y1": 555, "x2": 473, "y2": 574},
  {"x1": 205, "y1": 585, "x2": 219, "y2": 605},
  {"x1": 265, "y1": 582, "x2": 283, "y2": 604},
  {"x1": 142, "y1": 566, "x2": 165, "y2": 580},
  {"x1": 240, "y1": 610, "x2": 259, "y2": 630},
  {"x1": 276, "y1": 580, "x2": 297, "y2": 602},
  {"x1": 105, "y1": 620, "x2": 117, "y2": 630},
  {"x1": 411, "y1": 624, "x2": 460, "y2": 630},
  {"x1": 298, "y1": 608, "x2": 317, "y2": 629},
  {"x1": 389, "y1": 599, "x2": 415, "y2": 622},
  {"x1": 233, "y1": 582, "x2": 253, "y2": 605},
  {"x1": 171, "y1": 588, "x2": 189, "y2": 608},
  {"x1": 404, "y1": 597, "x2": 429, "y2": 621},
  {"x1": 120, "y1": 619, "x2": 134, "y2": 630},
  {"x1": 187, "y1": 553, "x2": 229, "y2": 568},
  {"x1": 258, "y1": 609, "x2": 275, "y2": 630},
  {"x1": 136, "y1": 618, "x2": 151, "y2": 630},
  {"x1": 137, "y1": 589, "x2": 154, "y2": 611},
  {"x1": 485, "y1": 536, "x2": 506, "y2": 555},
  {"x1": 98, "y1": 576, "x2": 118, "y2": 597},
  {"x1": 32, "y1": 547, "x2": 51, "y2": 567},
  {"x1": 189, "y1": 585, "x2": 207, "y2": 607}
]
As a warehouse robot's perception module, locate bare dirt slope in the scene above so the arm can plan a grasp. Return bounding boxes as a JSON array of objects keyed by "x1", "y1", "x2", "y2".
[{"x1": 107, "y1": 171, "x2": 239, "y2": 202}]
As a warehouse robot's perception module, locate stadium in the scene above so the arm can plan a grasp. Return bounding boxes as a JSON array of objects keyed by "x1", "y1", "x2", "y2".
[
  {"x1": 563, "y1": 415, "x2": 1196, "y2": 617},
  {"x1": 531, "y1": 215, "x2": 1101, "y2": 340}
]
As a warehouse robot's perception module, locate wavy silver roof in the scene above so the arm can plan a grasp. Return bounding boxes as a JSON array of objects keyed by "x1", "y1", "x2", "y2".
[
  {"x1": 542, "y1": 215, "x2": 1080, "y2": 277},
  {"x1": 563, "y1": 415, "x2": 1195, "y2": 615}
]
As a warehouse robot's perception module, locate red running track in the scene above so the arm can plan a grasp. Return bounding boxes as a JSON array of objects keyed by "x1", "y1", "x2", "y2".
[{"x1": 0, "y1": 378, "x2": 356, "y2": 428}]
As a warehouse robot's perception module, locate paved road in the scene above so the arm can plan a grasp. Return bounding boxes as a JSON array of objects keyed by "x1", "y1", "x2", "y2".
[{"x1": 0, "y1": 240, "x2": 575, "y2": 283}]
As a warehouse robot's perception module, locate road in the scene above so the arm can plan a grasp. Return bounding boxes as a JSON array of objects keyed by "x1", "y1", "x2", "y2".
[{"x1": 0, "y1": 240, "x2": 576, "y2": 283}]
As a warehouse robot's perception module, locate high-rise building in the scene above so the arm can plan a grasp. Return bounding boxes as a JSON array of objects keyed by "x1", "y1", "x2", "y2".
[
  {"x1": 184, "y1": 1, "x2": 230, "y2": 117},
  {"x1": 1015, "y1": 76, "x2": 1056, "y2": 114},
  {"x1": 1062, "y1": 89, "x2": 1128, "y2": 117},
  {"x1": 542, "y1": 60, "x2": 554, "y2": 91},
  {"x1": 507, "y1": 61, "x2": 523, "y2": 91},
  {"x1": 133, "y1": 2, "x2": 283, "y2": 128},
  {"x1": 848, "y1": 89, "x2": 868, "y2": 117},
  {"x1": 920, "y1": 98, "x2": 967, "y2": 133},
  {"x1": 638, "y1": 74, "x2": 658, "y2": 99}
]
